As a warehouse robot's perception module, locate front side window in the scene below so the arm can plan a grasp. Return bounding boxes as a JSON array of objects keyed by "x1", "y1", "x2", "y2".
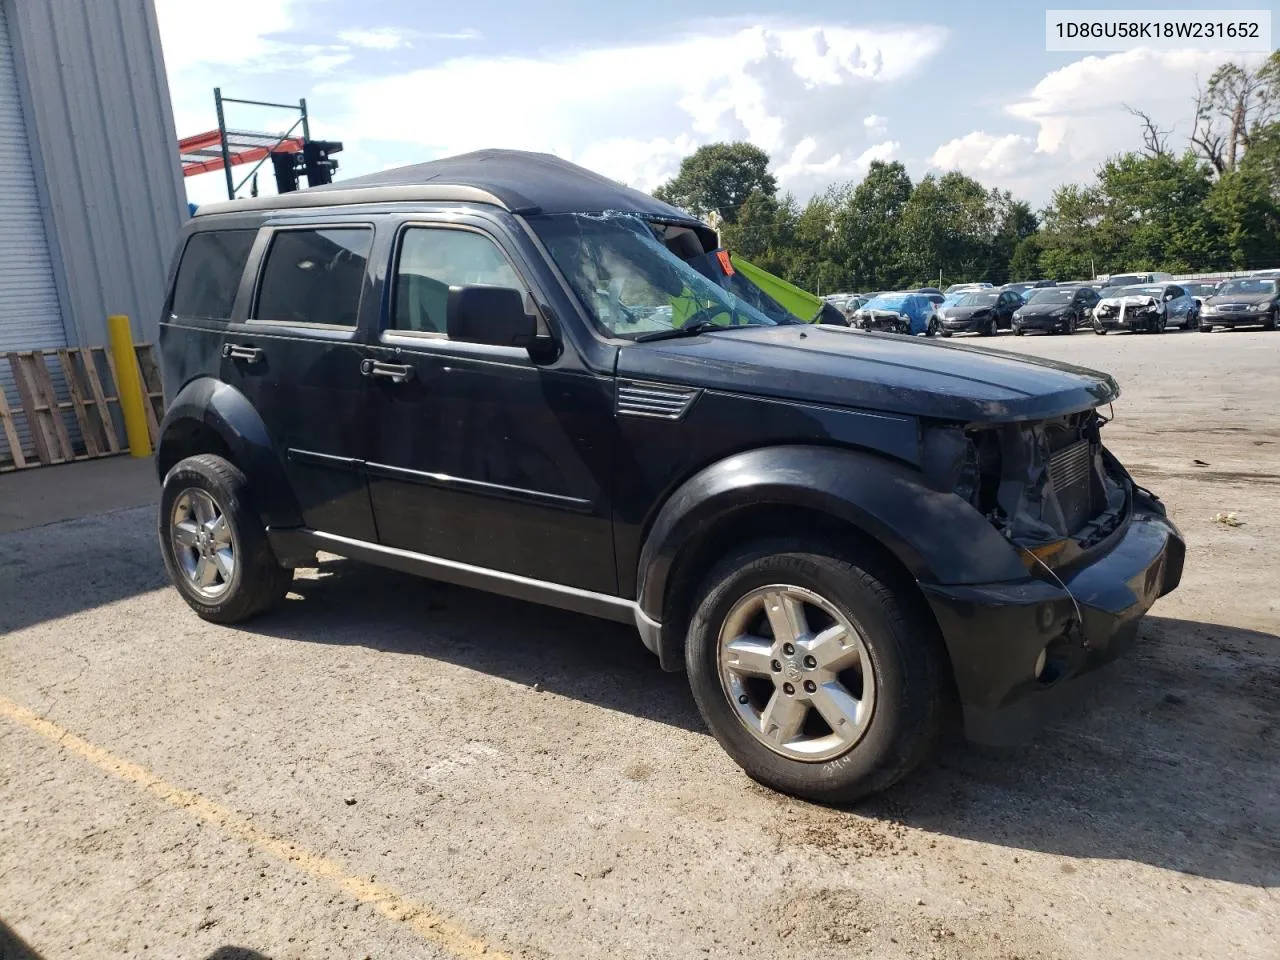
[
  {"x1": 530, "y1": 213, "x2": 787, "y2": 339},
  {"x1": 392, "y1": 228, "x2": 521, "y2": 334},
  {"x1": 171, "y1": 229, "x2": 257, "y2": 321},
  {"x1": 255, "y1": 228, "x2": 372, "y2": 327}
]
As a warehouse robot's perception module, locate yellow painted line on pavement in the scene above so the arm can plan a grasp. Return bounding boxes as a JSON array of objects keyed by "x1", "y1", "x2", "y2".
[{"x1": 0, "y1": 693, "x2": 511, "y2": 959}]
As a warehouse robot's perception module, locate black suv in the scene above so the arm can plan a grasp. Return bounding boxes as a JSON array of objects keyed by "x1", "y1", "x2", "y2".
[{"x1": 156, "y1": 150, "x2": 1184, "y2": 803}]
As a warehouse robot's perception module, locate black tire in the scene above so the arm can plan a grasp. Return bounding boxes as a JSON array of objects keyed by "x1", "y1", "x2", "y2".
[
  {"x1": 1014, "y1": 327, "x2": 1025, "y2": 336},
  {"x1": 1201, "y1": 323, "x2": 1214, "y2": 332},
  {"x1": 939, "y1": 329, "x2": 952, "y2": 338},
  {"x1": 1094, "y1": 325, "x2": 1107, "y2": 335},
  {"x1": 684, "y1": 538, "x2": 950, "y2": 804},
  {"x1": 158, "y1": 453, "x2": 292, "y2": 623},
  {"x1": 1265, "y1": 310, "x2": 1277, "y2": 332}
]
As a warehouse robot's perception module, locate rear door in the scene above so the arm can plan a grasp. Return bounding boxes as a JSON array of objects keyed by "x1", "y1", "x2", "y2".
[{"x1": 220, "y1": 222, "x2": 380, "y2": 541}]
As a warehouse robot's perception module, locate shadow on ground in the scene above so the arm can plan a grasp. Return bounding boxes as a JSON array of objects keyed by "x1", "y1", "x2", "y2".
[
  {"x1": 0, "y1": 917, "x2": 272, "y2": 960},
  {"x1": 257, "y1": 562, "x2": 1280, "y2": 887},
  {"x1": 0, "y1": 506, "x2": 168, "y2": 635},
  {"x1": 0, "y1": 919, "x2": 43, "y2": 960}
]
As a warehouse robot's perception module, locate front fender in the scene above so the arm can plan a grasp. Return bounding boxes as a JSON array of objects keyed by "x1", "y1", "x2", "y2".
[
  {"x1": 158, "y1": 377, "x2": 303, "y2": 529},
  {"x1": 636, "y1": 444, "x2": 1027, "y2": 623}
]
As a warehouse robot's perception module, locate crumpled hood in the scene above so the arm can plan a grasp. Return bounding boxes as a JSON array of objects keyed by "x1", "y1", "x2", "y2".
[
  {"x1": 1098, "y1": 294, "x2": 1159, "y2": 309},
  {"x1": 618, "y1": 325, "x2": 1119, "y2": 423}
]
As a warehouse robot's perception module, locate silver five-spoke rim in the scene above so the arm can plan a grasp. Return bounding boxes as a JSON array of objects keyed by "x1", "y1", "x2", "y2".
[
  {"x1": 718, "y1": 584, "x2": 876, "y2": 762},
  {"x1": 171, "y1": 489, "x2": 235, "y2": 599}
]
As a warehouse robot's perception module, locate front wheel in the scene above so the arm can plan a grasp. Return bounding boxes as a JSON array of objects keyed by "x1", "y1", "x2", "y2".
[
  {"x1": 159, "y1": 454, "x2": 293, "y2": 623},
  {"x1": 685, "y1": 539, "x2": 949, "y2": 804},
  {"x1": 1265, "y1": 310, "x2": 1277, "y2": 331},
  {"x1": 1094, "y1": 324, "x2": 1107, "y2": 335}
]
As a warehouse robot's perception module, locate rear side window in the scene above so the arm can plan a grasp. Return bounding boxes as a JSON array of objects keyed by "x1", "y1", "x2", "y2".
[
  {"x1": 170, "y1": 230, "x2": 256, "y2": 321},
  {"x1": 255, "y1": 228, "x2": 373, "y2": 327}
]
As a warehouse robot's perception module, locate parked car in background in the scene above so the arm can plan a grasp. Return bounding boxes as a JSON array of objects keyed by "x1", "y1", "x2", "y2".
[
  {"x1": 850, "y1": 292, "x2": 938, "y2": 335},
  {"x1": 1002, "y1": 280, "x2": 1056, "y2": 298},
  {"x1": 1199, "y1": 277, "x2": 1279, "y2": 331},
  {"x1": 1102, "y1": 272, "x2": 1172, "y2": 288},
  {"x1": 1250, "y1": 268, "x2": 1280, "y2": 279},
  {"x1": 1013, "y1": 286, "x2": 1101, "y2": 335},
  {"x1": 1180, "y1": 280, "x2": 1221, "y2": 309},
  {"x1": 939, "y1": 289, "x2": 1021, "y2": 337},
  {"x1": 943, "y1": 282, "x2": 993, "y2": 295},
  {"x1": 1092, "y1": 283, "x2": 1197, "y2": 334}
]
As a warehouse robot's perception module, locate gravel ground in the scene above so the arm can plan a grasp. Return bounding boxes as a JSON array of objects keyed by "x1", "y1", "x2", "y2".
[{"x1": 1, "y1": 327, "x2": 1277, "y2": 960}]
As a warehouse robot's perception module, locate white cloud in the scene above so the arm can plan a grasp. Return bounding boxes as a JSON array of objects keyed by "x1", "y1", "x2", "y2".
[
  {"x1": 320, "y1": 22, "x2": 946, "y2": 195},
  {"x1": 863, "y1": 113, "x2": 887, "y2": 136},
  {"x1": 338, "y1": 28, "x2": 412, "y2": 50},
  {"x1": 930, "y1": 48, "x2": 1270, "y2": 202},
  {"x1": 423, "y1": 28, "x2": 482, "y2": 41},
  {"x1": 930, "y1": 131, "x2": 1038, "y2": 176},
  {"x1": 337, "y1": 26, "x2": 481, "y2": 48}
]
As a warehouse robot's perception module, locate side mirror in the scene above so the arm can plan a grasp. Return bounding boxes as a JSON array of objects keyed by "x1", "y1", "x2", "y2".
[{"x1": 446, "y1": 285, "x2": 537, "y2": 348}]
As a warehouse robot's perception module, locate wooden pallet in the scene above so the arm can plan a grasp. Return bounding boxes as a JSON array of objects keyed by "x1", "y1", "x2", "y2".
[{"x1": 0, "y1": 344, "x2": 162, "y2": 472}]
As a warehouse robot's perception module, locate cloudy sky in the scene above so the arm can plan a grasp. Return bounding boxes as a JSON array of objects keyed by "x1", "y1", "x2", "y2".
[{"x1": 156, "y1": 0, "x2": 1261, "y2": 208}]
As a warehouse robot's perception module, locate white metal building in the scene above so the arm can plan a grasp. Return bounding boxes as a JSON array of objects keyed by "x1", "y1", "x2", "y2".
[{"x1": 0, "y1": 0, "x2": 185, "y2": 462}]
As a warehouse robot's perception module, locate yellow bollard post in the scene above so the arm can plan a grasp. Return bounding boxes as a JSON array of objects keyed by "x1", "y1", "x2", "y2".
[{"x1": 106, "y1": 314, "x2": 153, "y2": 458}]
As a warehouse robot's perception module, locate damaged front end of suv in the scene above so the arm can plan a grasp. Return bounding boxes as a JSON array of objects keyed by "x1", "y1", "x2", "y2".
[{"x1": 918, "y1": 406, "x2": 1185, "y2": 744}]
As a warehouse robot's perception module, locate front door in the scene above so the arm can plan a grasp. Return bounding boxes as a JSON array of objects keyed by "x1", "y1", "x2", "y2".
[
  {"x1": 363, "y1": 220, "x2": 616, "y2": 594},
  {"x1": 220, "y1": 224, "x2": 379, "y2": 542}
]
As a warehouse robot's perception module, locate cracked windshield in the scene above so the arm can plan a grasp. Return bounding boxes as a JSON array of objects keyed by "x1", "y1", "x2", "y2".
[{"x1": 531, "y1": 213, "x2": 788, "y2": 339}]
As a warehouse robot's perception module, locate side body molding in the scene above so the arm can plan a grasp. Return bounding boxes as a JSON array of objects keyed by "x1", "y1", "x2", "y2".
[{"x1": 156, "y1": 377, "x2": 304, "y2": 530}]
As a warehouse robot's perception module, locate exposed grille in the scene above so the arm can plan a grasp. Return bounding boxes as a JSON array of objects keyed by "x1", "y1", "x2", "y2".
[
  {"x1": 1049, "y1": 439, "x2": 1094, "y2": 533},
  {"x1": 1217, "y1": 303, "x2": 1248, "y2": 313},
  {"x1": 616, "y1": 381, "x2": 700, "y2": 420}
]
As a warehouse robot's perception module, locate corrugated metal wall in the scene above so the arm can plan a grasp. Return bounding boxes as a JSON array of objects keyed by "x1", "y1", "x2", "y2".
[
  {"x1": 0, "y1": 1, "x2": 67, "y2": 459},
  {"x1": 1, "y1": 0, "x2": 186, "y2": 351}
]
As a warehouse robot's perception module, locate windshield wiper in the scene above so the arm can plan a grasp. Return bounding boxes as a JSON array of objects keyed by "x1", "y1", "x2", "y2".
[{"x1": 633, "y1": 320, "x2": 755, "y2": 343}]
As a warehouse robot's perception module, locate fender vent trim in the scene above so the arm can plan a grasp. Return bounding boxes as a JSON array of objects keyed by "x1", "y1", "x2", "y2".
[{"x1": 616, "y1": 381, "x2": 701, "y2": 420}]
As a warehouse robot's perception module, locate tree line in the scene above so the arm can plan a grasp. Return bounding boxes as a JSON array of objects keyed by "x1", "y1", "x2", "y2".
[{"x1": 653, "y1": 52, "x2": 1280, "y2": 293}]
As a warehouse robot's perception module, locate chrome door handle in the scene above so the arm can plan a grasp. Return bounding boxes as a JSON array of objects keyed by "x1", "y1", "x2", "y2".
[
  {"x1": 222, "y1": 343, "x2": 264, "y2": 363},
  {"x1": 360, "y1": 359, "x2": 415, "y2": 384}
]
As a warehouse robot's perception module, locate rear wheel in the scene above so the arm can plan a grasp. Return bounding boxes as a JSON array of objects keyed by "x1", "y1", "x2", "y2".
[
  {"x1": 159, "y1": 454, "x2": 293, "y2": 623},
  {"x1": 685, "y1": 538, "x2": 949, "y2": 804}
]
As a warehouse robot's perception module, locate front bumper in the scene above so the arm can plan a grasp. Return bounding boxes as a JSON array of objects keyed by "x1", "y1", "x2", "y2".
[
  {"x1": 1094, "y1": 311, "x2": 1161, "y2": 332},
  {"x1": 1014, "y1": 314, "x2": 1067, "y2": 332},
  {"x1": 920, "y1": 489, "x2": 1185, "y2": 746},
  {"x1": 1201, "y1": 312, "x2": 1267, "y2": 327},
  {"x1": 942, "y1": 315, "x2": 990, "y2": 333}
]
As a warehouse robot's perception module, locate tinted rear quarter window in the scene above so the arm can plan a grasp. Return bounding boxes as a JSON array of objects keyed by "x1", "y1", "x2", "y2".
[
  {"x1": 255, "y1": 228, "x2": 373, "y2": 327},
  {"x1": 170, "y1": 229, "x2": 257, "y2": 320}
]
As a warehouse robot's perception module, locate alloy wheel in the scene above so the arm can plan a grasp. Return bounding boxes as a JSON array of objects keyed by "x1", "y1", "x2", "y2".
[
  {"x1": 170, "y1": 489, "x2": 236, "y2": 598},
  {"x1": 717, "y1": 585, "x2": 876, "y2": 762}
]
